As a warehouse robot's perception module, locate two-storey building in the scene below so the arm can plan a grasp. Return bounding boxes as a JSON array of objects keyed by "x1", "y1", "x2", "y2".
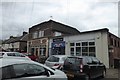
[{"x1": 27, "y1": 20, "x2": 80, "y2": 60}]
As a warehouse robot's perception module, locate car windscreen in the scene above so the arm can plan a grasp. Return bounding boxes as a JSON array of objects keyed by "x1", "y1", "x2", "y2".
[
  {"x1": 64, "y1": 57, "x2": 83, "y2": 71},
  {"x1": 7, "y1": 52, "x2": 25, "y2": 57},
  {"x1": 47, "y1": 56, "x2": 59, "y2": 62}
]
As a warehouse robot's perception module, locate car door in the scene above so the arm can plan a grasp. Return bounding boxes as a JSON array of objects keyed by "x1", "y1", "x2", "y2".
[
  {"x1": 86, "y1": 57, "x2": 98, "y2": 79},
  {"x1": 91, "y1": 57, "x2": 101, "y2": 78},
  {"x1": 1, "y1": 63, "x2": 55, "y2": 80}
]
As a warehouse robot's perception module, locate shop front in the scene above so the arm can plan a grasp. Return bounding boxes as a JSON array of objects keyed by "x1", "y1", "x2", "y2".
[{"x1": 28, "y1": 38, "x2": 48, "y2": 63}]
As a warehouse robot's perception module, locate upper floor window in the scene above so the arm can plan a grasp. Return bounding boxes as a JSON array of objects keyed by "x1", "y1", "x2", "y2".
[
  {"x1": 110, "y1": 38, "x2": 113, "y2": 45},
  {"x1": 33, "y1": 32, "x2": 37, "y2": 39},
  {"x1": 54, "y1": 32, "x2": 62, "y2": 36},
  {"x1": 39, "y1": 31, "x2": 44, "y2": 38}
]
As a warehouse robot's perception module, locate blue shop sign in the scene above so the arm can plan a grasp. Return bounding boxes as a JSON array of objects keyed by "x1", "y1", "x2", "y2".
[{"x1": 52, "y1": 42, "x2": 65, "y2": 47}]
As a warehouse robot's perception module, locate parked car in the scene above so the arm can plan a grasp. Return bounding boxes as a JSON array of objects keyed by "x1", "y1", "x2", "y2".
[
  {"x1": 0, "y1": 52, "x2": 31, "y2": 60},
  {"x1": 24, "y1": 53, "x2": 38, "y2": 61},
  {"x1": 0, "y1": 58, "x2": 67, "y2": 80},
  {"x1": 45, "y1": 55, "x2": 68, "y2": 70},
  {"x1": 63, "y1": 56, "x2": 106, "y2": 80}
]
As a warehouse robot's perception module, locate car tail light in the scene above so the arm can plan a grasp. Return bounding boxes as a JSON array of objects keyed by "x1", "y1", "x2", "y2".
[
  {"x1": 80, "y1": 64, "x2": 83, "y2": 72},
  {"x1": 54, "y1": 64, "x2": 60, "y2": 66}
]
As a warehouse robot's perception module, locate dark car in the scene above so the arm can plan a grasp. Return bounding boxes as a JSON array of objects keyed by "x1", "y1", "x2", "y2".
[{"x1": 63, "y1": 56, "x2": 106, "y2": 80}]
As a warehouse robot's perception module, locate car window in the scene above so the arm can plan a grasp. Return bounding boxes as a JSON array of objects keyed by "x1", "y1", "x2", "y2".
[
  {"x1": 15, "y1": 52, "x2": 25, "y2": 57},
  {"x1": 1, "y1": 65, "x2": 15, "y2": 79},
  {"x1": 61, "y1": 57, "x2": 67, "y2": 61},
  {"x1": 91, "y1": 57, "x2": 100, "y2": 63},
  {"x1": 86, "y1": 57, "x2": 92, "y2": 63},
  {"x1": 13, "y1": 63, "x2": 46, "y2": 78},
  {"x1": 7, "y1": 53, "x2": 15, "y2": 56},
  {"x1": 47, "y1": 56, "x2": 59, "y2": 62},
  {"x1": 65, "y1": 57, "x2": 76, "y2": 64}
]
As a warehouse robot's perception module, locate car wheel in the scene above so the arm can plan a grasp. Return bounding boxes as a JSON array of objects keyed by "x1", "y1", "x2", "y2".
[
  {"x1": 101, "y1": 70, "x2": 106, "y2": 78},
  {"x1": 85, "y1": 75, "x2": 90, "y2": 80}
]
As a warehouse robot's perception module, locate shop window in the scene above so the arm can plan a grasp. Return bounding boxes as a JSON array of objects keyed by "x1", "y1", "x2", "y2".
[
  {"x1": 76, "y1": 43, "x2": 81, "y2": 46},
  {"x1": 89, "y1": 42, "x2": 95, "y2": 46},
  {"x1": 82, "y1": 47, "x2": 88, "y2": 52},
  {"x1": 82, "y1": 42, "x2": 88, "y2": 46},
  {"x1": 82, "y1": 53, "x2": 88, "y2": 56},
  {"x1": 89, "y1": 53, "x2": 96, "y2": 57},
  {"x1": 89, "y1": 47, "x2": 95, "y2": 52},
  {"x1": 70, "y1": 43, "x2": 74, "y2": 46},
  {"x1": 76, "y1": 47, "x2": 81, "y2": 56},
  {"x1": 70, "y1": 48, "x2": 74, "y2": 56}
]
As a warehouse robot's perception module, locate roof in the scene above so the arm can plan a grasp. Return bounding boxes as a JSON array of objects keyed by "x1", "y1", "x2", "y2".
[
  {"x1": 30, "y1": 20, "x2": 80, "y2": 35},
  {"x1": 2, "y1": 34, "x2": 28, "y2": 44}
]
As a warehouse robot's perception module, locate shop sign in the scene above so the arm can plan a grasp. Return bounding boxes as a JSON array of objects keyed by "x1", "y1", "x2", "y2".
[
  {"x1": 53, "y1": 38, "x2": 63, "y2": 42},
  {"x1": 52, "y1": 42, "x2": 65, "y2": 47}
]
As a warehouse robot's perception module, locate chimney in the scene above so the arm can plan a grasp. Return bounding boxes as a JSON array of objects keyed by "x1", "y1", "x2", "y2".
[
  {"x1": 23, "y1": 32, "x2": 27, "y2": 36},
  {"x1": 10, "y1": 36, "x2": 14, "y2": 39}
]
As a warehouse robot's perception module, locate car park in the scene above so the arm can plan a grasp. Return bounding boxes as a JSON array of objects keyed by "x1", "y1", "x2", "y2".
[
  {"x1": 63, "y1": 56, "x2": 106, "y2": 80},
  {"x1": 0, "y1": 52, "x2": 31, "y2": 60},
  {"x1": 45, "y1": 55, "x2": 68, "y2": 70},
  {"x1": 0, "y1": 58, "x2": 68, "y2": 80}
]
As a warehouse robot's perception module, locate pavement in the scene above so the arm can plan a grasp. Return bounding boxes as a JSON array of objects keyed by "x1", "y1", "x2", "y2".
[{"x1": 100, "y1": 68, "x2": 120, "y2": 80}]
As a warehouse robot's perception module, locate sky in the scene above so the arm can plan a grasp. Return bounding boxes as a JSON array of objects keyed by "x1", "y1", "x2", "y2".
[{"x1": 0, "y1": 0, "x2": 119, "y2": 40}]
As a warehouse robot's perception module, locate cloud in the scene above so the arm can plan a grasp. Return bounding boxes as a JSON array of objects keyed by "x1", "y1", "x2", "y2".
[{"x1": 0, "y1": 0, "x2": 118, "y2": 39}]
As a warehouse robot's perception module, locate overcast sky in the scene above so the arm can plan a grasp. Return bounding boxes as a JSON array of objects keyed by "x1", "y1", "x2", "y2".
[{"x1": 0, "y1": 0, "x2": 119, "y2": 40}]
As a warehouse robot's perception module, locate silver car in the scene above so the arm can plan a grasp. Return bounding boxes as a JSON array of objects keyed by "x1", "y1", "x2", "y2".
[
  {"x1": 45, "y1": 55, "x2": 68, "y2": 70},
  {"x1": 0, "y1": 58, "x2": 67, "y2": 80},
  {"x1": 0, "y1": 52, "x2": 31, "y2": 60}
]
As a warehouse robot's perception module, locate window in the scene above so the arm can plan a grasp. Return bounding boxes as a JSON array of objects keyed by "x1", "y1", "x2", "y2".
[
  {"x1": 89, "y1": 42, "x2": 95, "y2": 46},
  {"x1": 76, "y1": 43, "x2": 80, "y2": 46},
  {"x1": 76, "y1": 47, "x2": 81, "y2": 56},
  {"x1": 89, "y1": 47, "x2": 95, "y2": 52},
  {"x1": 82, "y1": 47, "x2": 88, "y2": 52},
  {"x1": 39, "y1": 31, "x2": 44, "y2": 37},
  {"x1": 1, "y1": 65, "x2": 15, "y2": 79},
  {"x1": 91, "y1": 57, "x2": 100, "y2": 63},
  {"x1": 70, "y1": 48, "x2": 74, "y2": 56},
  {"x1": 33, "y1": 32, "x2": 37, "y2": 39},
  {"x1": 13, "y1": 63, "x2": 46, "y2": 77},
  {"x1": 118, "y1": 41, "x2": 120, "y2": 47},
  {"x1": 70, "y1": 41, "x2": 95, "y2": 57},
  {"x1": 110, "y1": 38, "x2": 113, "y2": 45},
  {"x1": 70, "y1": 43, "x2": 74, "y2": 46},
  {"x1": 82, "y1": 42, "x2": 88, "y2": 46},
  {"x1": 54, "y1": 32, "x2": 62, "y2": 36},
  {"x1": 114, "y1": 39, "x2": 117, "y2": 47},
  {"x1": 47, "y1": 56, "x2": 59, "y2": 62}
]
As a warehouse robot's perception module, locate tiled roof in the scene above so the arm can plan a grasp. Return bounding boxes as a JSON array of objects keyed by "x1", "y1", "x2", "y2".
[
  {"x1": 30, "y1": 20, "x2": 80, "y2": 34},
  {"x1": 2, "y1": 34, "x2": 28, "y2": 44}
]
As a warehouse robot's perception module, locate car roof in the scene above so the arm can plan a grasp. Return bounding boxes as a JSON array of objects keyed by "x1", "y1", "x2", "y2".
[
  {"x1": 0, "y1": 52, "x2": 20, "y2": 53},
  {"x1": 51, "y1": 55, "x2": 69, "y2": 58},
  {"x1": 0, "y1": 58, "x2": 54, "y2": 72}
]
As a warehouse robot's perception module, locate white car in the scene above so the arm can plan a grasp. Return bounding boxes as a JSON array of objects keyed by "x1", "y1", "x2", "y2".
[
  {"x1": 45, "y1": 55, "x2": 68, "y2": 70},
  {"x1": 0, "y1": 58, "x2": 67, "y2": 80},
  {"x1": 0, "y1": 52, "x2": 31, "y2": 60}
]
